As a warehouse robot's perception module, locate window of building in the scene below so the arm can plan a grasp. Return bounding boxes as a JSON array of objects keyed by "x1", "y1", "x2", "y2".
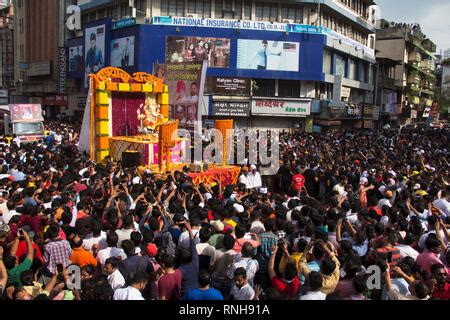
[
  {"x1": 349, "y1": 59, "x2": 357, "y2": 80},
  {"x1": 134, "y1": 0, "x2": 147, "y2": 18},
  {"x1": 280, "y1": 6, "x2": 303, "y2": 23},
  {"x1": 119, "y1": 3, "x2": 130, "y2": 18},
  {"x1": 223, "y1": 0, "x2": 234, "y2": 19},
  {"x1": 278, "y1": 80, "x2": 301, "y2": 98},
  {"x1": 253, "y1": 79, "x2": 276, "y2": 97},
  {"x1": 335, "y1": 55, "x2": 346, "y2": 77},
  {"x1": 360, "y1": 62, "x2": 367, "y2": 82},
  {"x1": 161, "y1": 0, "x2": 185, "y2": 16},
  {"x1": 107, "y1": 7, "x2": 115, "y2": 19},
  {"x1": 323, "y1": 50, "x2": 332, "y2": 74},
  {"x1": 187, "y1": 0, "x2": 212, "y2": 18},
  {"x1": 255, "y1": 2, "x2": 279, "y2": 22},
  {"x1": 234, "y1": 0, "x2": 243, "y2": 19},
  {"x1": 243, "y1": 0, "x2": 252, "y2": 20},
  {"x1": 89, "y1": 12, "x2": 97, "y2": 22}
]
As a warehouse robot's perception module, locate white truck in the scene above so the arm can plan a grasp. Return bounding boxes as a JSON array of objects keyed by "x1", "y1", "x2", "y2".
[{"x1": 0, "y1": 104, "x2": 45, "y2": 143}]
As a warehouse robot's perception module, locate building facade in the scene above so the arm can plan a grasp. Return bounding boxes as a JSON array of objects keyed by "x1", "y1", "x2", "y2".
[
  {"x1": 64, "y1": 0, "x2": 379, "y2": 131},
  {"x1": 0, "y1": 0, "x2": 14, "y2": 103},
  {"x1": 376, "y1": 21, "x2": 437, "y2": 124},
  {"x1": 11, "y1": 0, "x2": 71, "y2": 119},
  {"x1": 9, "y1": 0, "x2": 378, "y2": 131}
]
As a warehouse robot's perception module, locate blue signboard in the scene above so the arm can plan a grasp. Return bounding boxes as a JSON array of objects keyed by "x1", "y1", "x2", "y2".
[{"x1": 112, "y1": 18, "x2": 136, "y2": 30}]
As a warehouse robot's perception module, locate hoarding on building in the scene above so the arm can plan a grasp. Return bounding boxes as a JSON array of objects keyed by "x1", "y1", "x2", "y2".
[
  {"x1": 212, "y1": 101, "x2": 250, "y2": 117},
  {"x1": 27, "y1": 61, "x2": 51, "y2": 76},
  {"x1": 68, "y1": 45, "x2": 83, "y2": 73},
  {"x1": 111, "y1": 36, "x2": 135, "y2": 67},
  {"x1": 237, "y1": 40, "x2": 299, "y2": 72},
  {"x1": 208, "y1": 77, "x2": 251, "y2": 96},
  {"x1": 85, "y1": 24, "x2": 106, "y2": 88},
  {"x1": 154, "y1": 62, "x2": 207, "y2": 132},
  {"x1": 59, "y1": 47, "x2": 67, "y2": 94},
  {"x1": 153, "y1": 16, "x2": 288, "y2": 33},
  {"x1": 166, "y1": 36, "x2": 230, "y2": 68},
  {"x1": 251, "y1": 99, "x2": 311, "y2": 117}
]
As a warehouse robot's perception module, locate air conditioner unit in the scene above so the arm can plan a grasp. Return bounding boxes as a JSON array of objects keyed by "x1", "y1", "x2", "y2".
[
  {"x1": 283, "y1": 19, "x2": 294, "y2": 24},
  {"x1": 187, "y1": 14, "x2": 199, "y2": 18}
]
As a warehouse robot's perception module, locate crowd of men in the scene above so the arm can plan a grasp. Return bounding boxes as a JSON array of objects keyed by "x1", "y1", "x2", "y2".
[{"x1": 0, "y1": 122, "x2": 448, "y2": 301}]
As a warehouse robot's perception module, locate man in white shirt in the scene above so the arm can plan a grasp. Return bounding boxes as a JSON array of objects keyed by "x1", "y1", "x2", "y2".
[
  {"x1": 104, "y1": 257, "x2": 126, "y2": 292},
  {"x1": 178, "y1": 218, "x2": 201, "y2": 250},
  {"x1": 82, "y1": 220, "x2": 107, "y2": 253},
  {"x1": 97, "y1": 231, "x2": 127, "y2": 268},
  {"x1": 332, "y1": 176, "x2": 348, "y2": 198},
  {"x1": 227, "y1": 243, "x2": 259, "y2": 287},
  {"x1": 238, "y1": 167, "x2": 252, "y2": 190},
  {"x1": 113, "y1": 271, "x2": 148, "y2": 300},
  {"x1": 0, "y1": 201, "x2": 19, "y2": 224},
  {"x1": 116, "y1": 216, "x2": 136, "y2": 248},
  {"x1": 300, "y1": 272, "x2": 327, "y2": 300},
  {"x1": 433, "y1": 190, "x2": 449, "y2": 217},
  {"x1": 418, "y1": 216, "x2": 448, "y2": 251},
  {"x1": 196, "y1": 227, "x2": 216, "y2": 272},
  {"x1": 229, "y1": 267, "x2": 256, "y2": 300},
  {"x1": 247, "y1": 165, "x2": 262, "y2": 191}
]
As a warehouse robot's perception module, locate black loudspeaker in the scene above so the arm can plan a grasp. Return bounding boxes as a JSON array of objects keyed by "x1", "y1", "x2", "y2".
[{"x1": 122, "y1": 150, "x2": 141, "y2": 168}]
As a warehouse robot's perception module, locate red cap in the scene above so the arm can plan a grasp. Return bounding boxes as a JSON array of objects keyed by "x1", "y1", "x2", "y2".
[{"x1": 146, "y1": 243, "x2": 158, "y2": 257}]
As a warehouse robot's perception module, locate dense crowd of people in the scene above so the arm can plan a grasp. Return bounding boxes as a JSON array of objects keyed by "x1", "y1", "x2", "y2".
[{"x1": 0, "y1": 122, "x2": 448, "y2": 301}]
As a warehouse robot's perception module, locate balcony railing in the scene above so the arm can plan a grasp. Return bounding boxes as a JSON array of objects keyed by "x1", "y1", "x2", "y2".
[
  {"x1": 420, "y1": 60, "x2": 435, "y2": 71},
  {"x1": 382, "y1": 77, "x2": 396, "y2": 88},
  {"x1": 407, "y1": 73, "x2": 420, "y2": 84},
  {"x1": 408, "y1": 52, "x2": 421, "y2": 63},
  {"x1": 421, "y1": 89, "x2": 434, "y2": 96}
]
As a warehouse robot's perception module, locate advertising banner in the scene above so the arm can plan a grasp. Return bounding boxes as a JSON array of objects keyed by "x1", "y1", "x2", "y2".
[
  {"x1": 153, "y1": 16, "x2": 288, "y2": 33},
  {"x1": 85, "y1": 24, "x2": 106, "y2": 88},
  {"x1": 27, "y1": 61, "x2": 51, "y2": 77},
  {"x1": 68, "y1": 45, "x2": 84, "y2": 73},
  {"x1": 251, "y1": 99, "x2": 311, "y2": 117},
  {"x1": 212, "y1": 101, "x2": 250, "y2": 117},
  {"x1": 166, "y1": 36, "x2": 230, "y2": 68},
  {"x1": 9, "y1": 104, "x2": 44, "y2": 123},
  {"x1": 42, "y1": 95, "x2": 68, "y2": 106},
  {"x1": 59, "y1": 47, "x2": 67, "y2": 94},
  {"x1": 154, "y1": 62, "x2": 207, "y2": 132},
  {"x1": 237, "y1": 40, "x2": 299, "y2": 72},
  {"x1": 209, "y1": 77, "x2": 250, "y2": 96},
  {"x1": 346, "y1": 104, "x2": 362, "y2": 118},
  {"x1": 111, "y1": 36, "x2": 135, "y2": 67}
]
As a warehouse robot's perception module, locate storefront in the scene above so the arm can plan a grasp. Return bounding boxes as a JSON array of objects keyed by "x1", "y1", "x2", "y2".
[
  {"x1": 210, "y1": 100, "x2": 251, "y2": 128},
  {"x1": 68, "y1": 94, "x2": 88, "y2": 122},
  {"x1": 42, "y1": 95, "x2": 68, "y2": 120},
  {"x1": 250, "y1": 98, "x2": 311, "y2": 130},
  {"x1": 207, "y1": 76, "x2": 251, "y2": 128}
]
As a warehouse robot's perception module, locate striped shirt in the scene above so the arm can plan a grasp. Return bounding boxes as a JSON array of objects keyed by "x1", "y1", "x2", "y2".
[
  {"x1": 44, "y1": 239, "x2": 72, "y2": 274},
  {"x1": 258, "y1": 232, "x2": 277, "y2": 273}
]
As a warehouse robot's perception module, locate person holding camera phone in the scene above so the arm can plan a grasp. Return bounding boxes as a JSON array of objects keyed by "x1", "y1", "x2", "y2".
[
  {"x1": 4, "y1": 229, "x2": 34, "y2": 287},
  {"x1": 267, "y1": 240, "x2": 300, "y2": 300}
]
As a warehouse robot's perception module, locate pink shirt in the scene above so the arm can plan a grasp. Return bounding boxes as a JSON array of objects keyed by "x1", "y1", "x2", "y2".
[
  {"x1": 232, "y1": 238, "x2": 260, "y2": 253},
  {"x1": 416, "y1": 252, "x2": 449, "y2": 278}
]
